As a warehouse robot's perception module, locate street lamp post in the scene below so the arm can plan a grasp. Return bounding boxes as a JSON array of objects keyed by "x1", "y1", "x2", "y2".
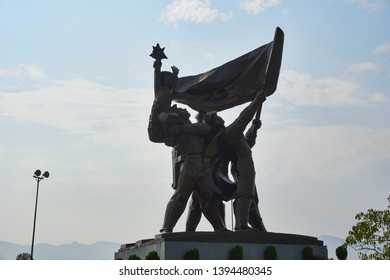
[{"x1": 31, "y1": 169, "x2": 49, "y2": 260}]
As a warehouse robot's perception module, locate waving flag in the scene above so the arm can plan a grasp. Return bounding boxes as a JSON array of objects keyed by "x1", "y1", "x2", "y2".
[{"x1": 173, "y1": 27, "x2": 284, "y2": 112}]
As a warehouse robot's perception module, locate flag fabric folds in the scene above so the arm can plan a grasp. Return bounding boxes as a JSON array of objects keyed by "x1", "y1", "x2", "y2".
[{"x1": 172, "y1": 27, "x2": 284, "y2": 112}]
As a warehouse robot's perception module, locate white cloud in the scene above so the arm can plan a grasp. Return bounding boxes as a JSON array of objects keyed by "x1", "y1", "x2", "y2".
[
  {"x1": 347, "y1": 62, "x2": 381, "y2": 73},
  {"x1": 239, "y1": 0, "x2": 281, "y2": 14},
  {"x1": 344, "y1": 0, "x2": 388, "y2": 12},
  {"x1": 0, "y1": 64, "x2": 46, "y2": 79},
  {"x1": 277, "y1": 69, "x2": 389, "y2": 107},
  {"x1": 0, "y1": 78, "x2": 153, "y2": 143},
  {"x1": 257, "y1": 125, "x2": 390, "y2": 181},
  {"x1": 370, "y1": 92, "x2": 389, "y2": 103},
  {"x1": 371, "y1": 42, "x2": 390, "y2": 55},
  {"x1": 160, "y1": 0, "x2": 233, "y2": 26},
  {"x1": 278, "y1": 69, "x2": 367, "y2": 107}
]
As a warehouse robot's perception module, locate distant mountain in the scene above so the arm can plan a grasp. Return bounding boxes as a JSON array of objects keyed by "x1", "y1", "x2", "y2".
[
  {"x1": 1, "y1": 235, "x2": 360, "y2": 260},
  {"x1": 319, "y1": 235, "x2": 359, "y2": 260},
  {"x1": 0, "y1": 241, "x2": 121, "y2": 260}
]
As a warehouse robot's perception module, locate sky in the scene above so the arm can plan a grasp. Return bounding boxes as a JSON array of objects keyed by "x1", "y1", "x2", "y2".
[{"x1": 0, "y1": 0, "x2": 389, "y2": 247}]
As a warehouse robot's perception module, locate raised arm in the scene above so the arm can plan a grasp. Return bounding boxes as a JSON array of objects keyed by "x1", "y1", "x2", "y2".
[
  {"x1": 225, "y1": 89, "x2": 266, "y2": 140},
  {"x1": 150, "y1": 43, "x2": 166, "y2": 97},
  {"x1": 245, "y1": 119, "x2": 262, "y2": 148}
]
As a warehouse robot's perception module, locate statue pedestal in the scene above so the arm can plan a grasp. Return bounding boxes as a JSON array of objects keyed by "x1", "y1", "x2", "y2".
[{"x1": 115, "y1": 231, "x2": 327, "y2": 260}]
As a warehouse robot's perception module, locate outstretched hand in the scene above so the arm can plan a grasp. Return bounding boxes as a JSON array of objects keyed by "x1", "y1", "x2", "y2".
[
  {"x1": 252, "y1": 119, "x2": 262, "y2": 130},
  {"x1": 256, "y1": 88, "x2": 267, "y2": 102},
  {"x1": 171, "y1": 66, "x2": 179, "y2": 77}
]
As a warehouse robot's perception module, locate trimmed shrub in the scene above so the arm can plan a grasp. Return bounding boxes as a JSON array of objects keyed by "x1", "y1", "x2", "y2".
[
  {"x1": 302, "y1": 246, "x2": 314, "y2": 260},
  {"x1": 145, "y1": 251, "x2": 160, "y2": 260},
  {"x1": 128, "y1": 254, "x2": 141, "y2": 260},
  {"x1": 302, "y1": 246, "x2": 327, "y2": 260},
  {"x1": 264, "y1": 245, "x2": 277, "y2": 260},
  {"x1": 183, "y1": 248, "x2": 200, "y2": 260},
  {"x1": 229, "y1": 245, "x2": 244, "y2": 260},
  {"x1": 336, "y1": 245, "x2": 348, "y2": 260}
]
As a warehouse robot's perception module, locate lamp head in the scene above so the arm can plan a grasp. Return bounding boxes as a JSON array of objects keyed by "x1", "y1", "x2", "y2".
[{"x1": 43, "y1": 171, "x2": 50, "y2": 178}]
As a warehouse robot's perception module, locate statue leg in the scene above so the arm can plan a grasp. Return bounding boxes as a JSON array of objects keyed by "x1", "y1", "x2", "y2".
[
  {"x1": 160, "y1": 193, "x2": 191, "y2": 233},
  {"x1": 160, "y1": 171, "x2": 194, "y2": 233},
  {"x1": 233, "y1": 196, "x2": 251, "y2": 230},
  {"x1": 202, "y1": 200, "x2": 227, "y2": 232},
  {"x1": 219, "y1": 199, "x2": 226, "y2": 227},
  {"x1": 233, "y1": 157, "x2": 256, "y2": 231},
  {"x1": 196, "y1": 178, "x2": 228, "y2": 232},
  {"x1": 185, "y1": 192, "x2": 202, "y2": 232},
  {"x1": 248, "y1": 187, "x2": 267, "y2": 231}
]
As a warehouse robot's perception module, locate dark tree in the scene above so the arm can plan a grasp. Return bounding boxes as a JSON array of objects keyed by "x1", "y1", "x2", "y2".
[{"x1": 16, "y1": 253, "x2": 32, "y2": 260}]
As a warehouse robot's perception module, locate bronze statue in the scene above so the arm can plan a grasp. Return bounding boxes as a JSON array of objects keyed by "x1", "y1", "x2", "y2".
[
  {"x1": 186, "y1": 89, "x2": 267, "y2": 232},
  {"x1": 160, "y1": 105, "x2": 228, "y2": 233},
  {"x1": 148, "y1": 27, "x2": 284, "y2": 233},
  {"x1": 149, "y1": 46, "x2": 227, "y2": 233},
  {"x1": 148, "y1": 44, "x2": 179, "y2": 147}
]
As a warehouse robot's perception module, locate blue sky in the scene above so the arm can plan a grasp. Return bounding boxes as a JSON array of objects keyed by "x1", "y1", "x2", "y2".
[{"x1": 0, "y1": 0, "x2": 389, "y2": 247}]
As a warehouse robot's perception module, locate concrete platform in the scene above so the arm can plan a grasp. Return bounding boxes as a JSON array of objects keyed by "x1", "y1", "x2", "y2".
[{"x1": 115, "y1": 231, "x2": 328, "y2": 260}]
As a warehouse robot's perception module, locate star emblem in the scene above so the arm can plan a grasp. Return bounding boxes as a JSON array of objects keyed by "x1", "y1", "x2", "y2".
[{"x1": 150, "y1": 43, "x2": 168, "y2": 60}]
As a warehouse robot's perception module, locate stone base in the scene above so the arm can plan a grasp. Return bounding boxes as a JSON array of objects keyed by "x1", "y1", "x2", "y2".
[{"x1": 115, "y1": 231, "x2": 328, "y2": 260}]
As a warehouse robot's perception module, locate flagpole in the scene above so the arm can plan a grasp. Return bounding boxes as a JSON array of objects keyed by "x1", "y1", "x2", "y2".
[{"x1": 231, "y1": 200, "x2": 234, "y2": 231}]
